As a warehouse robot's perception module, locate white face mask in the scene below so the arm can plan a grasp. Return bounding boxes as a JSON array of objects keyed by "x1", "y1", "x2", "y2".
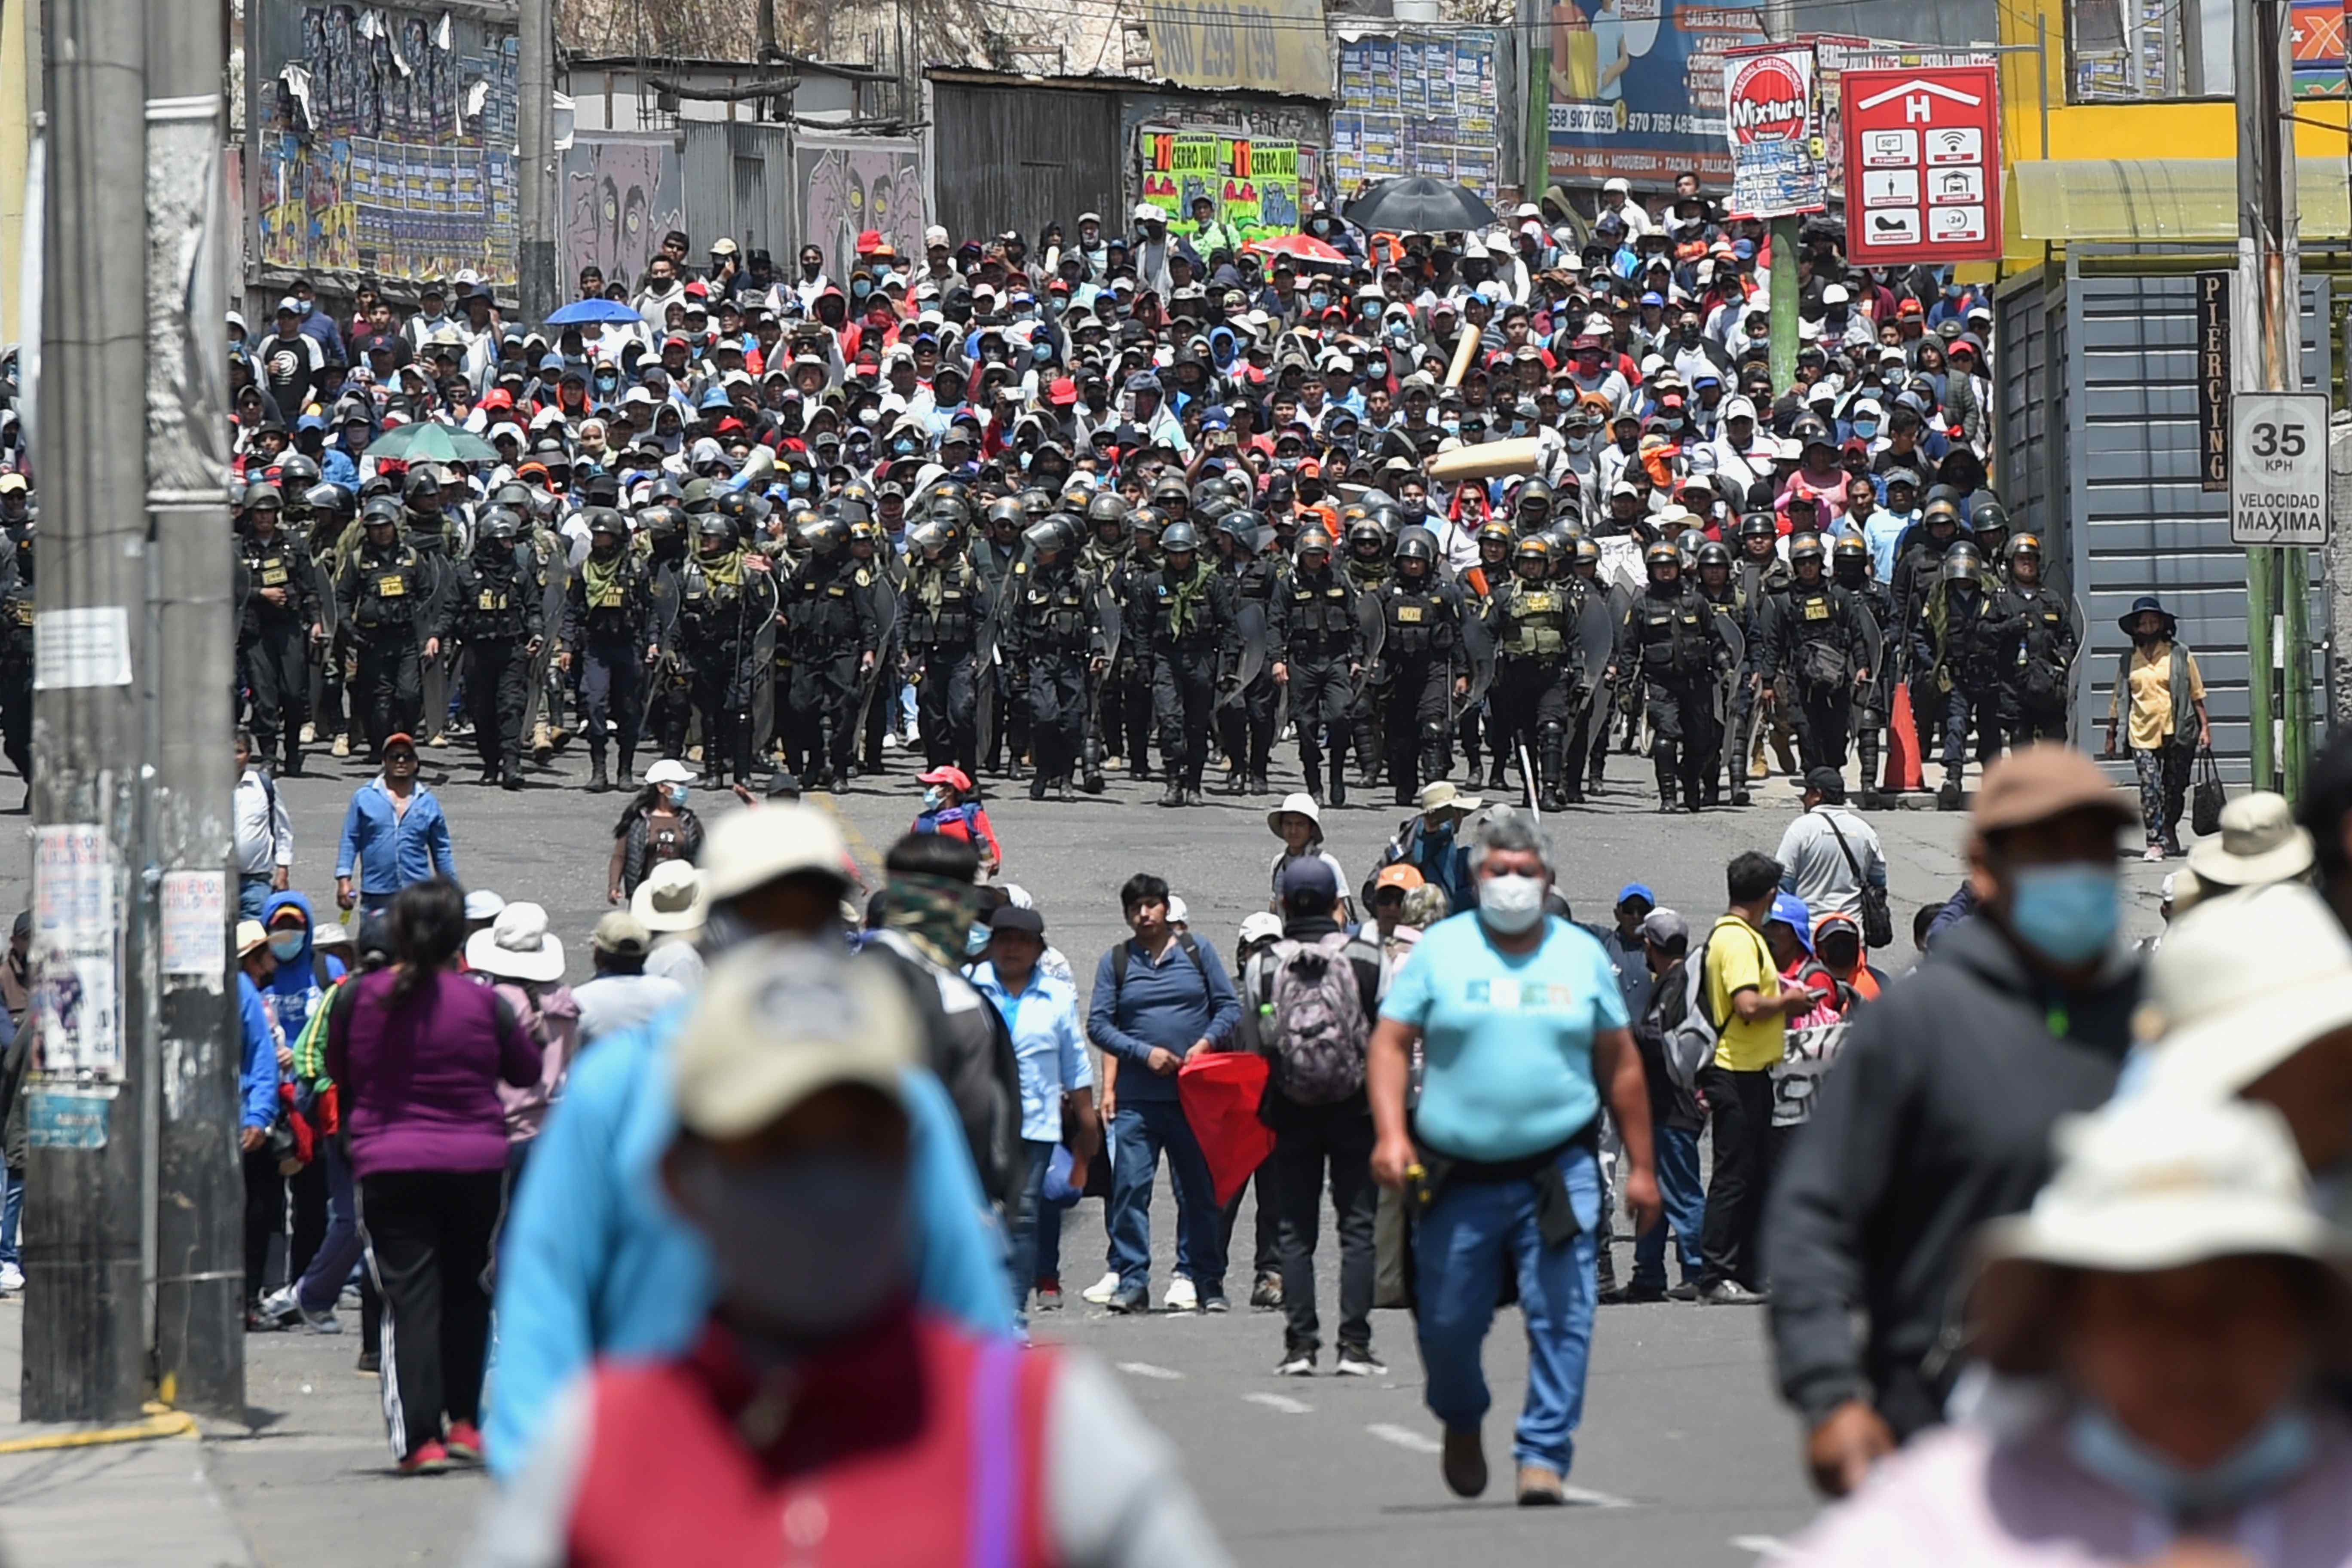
[{"x1": 1477, "y1": 873, "x2": 1546, "y2": 934}]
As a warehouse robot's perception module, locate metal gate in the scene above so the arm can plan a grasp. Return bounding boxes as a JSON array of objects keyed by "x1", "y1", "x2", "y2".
[
  {"x1": 682, "y1": 122, "x2": 795, "y2": 260},
  {"x1": 930, "y1": 80, "x2": 1121, "y2": 245}
]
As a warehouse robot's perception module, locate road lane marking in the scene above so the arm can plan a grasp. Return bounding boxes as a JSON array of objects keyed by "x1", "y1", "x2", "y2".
[
  {"x1": 1115, "y1": 1361, "x2": 1185, "y2": 1381},
  {"x1": 1559, "y1": 1485, "x2": 1637, "y2": 1509},
  {"x1": 1244, "y1": 1392, "x2": 1312, "y2": 1414},
  {"x1": 1365, "y1": 1422, "x2": 1442, "y2": 1454},
  {"x1": 1731, "y1": 1536, "x2": 1792, "y2": 1558}
]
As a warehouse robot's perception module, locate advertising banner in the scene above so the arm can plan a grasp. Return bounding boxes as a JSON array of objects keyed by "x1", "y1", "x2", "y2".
[
  {"x1": 1721, "y1": 43, "x2": 1825, "y2": 218},
  {"x1": 1546, "y1": 0, "x2": 1769, "y2": 187}
]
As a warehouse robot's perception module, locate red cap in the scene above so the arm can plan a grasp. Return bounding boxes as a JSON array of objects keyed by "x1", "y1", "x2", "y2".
[
  {"x1": 1897, "y1": 297, "x2": 1924, "y2": 316},
  {"x1": 1047, "y1": 377, "x2": 1077, "y2": 407},
  {"x1": 479, "y1": 388, "x2": 514, "y2": 411},
  {"x1": 918, "y1": 765, "x2": 974, "y2": 793},
  {"x1": 855, "y1": 229, "x2": 883, "y2": 254},
  {"x1": 380, "y1": 732, "x2": 416, "y2": 753}
]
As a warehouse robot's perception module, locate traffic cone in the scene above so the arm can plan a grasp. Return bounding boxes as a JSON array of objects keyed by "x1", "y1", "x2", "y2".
[{"x1": 1887, "y1": 682, "x2": 1924, "y2": 792}]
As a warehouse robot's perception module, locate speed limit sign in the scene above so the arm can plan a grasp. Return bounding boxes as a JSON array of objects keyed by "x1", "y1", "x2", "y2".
[{"x1": 2231, "y1": 391, "x2": 2330, "y2": 545}]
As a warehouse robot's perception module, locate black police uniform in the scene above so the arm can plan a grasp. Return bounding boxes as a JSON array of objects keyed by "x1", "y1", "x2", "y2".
[
  {"x1": 1489, "y1": 574, "x2": 1581, "y2": 809},
  {"x1": 850, "y1": 548, "x2": 904, "y2": 776},
  {"x1": 564, "y1": 542, "x2": 657, "y2": 787},
  {"x1": 1218, "y1": 553, "x2": 1283, "y2": 794},
  {"x1": 1006, "y1": 556, "x2": 1103, "y2": 798},
  {"x1": 1768, "y1": 572, "x2": 1869, "y2": 772},
  {"x1": 1270, "y1": 561, "x2": 1363, "y2": 805},
  {"x1": 336, "y1": 535, "x2": 430, "y2": 757},
  {"x1": 1998, "y1": 579, "x2": 2078, "y2": 744},
  {"x1": 902, "y1": 553, "x2": 985, "y2": 777},
  {"x1": 1836, "y1": 563, "x2": 1896, "y2": 796},
  {"x1": 451, "y1": 537, "x2": 545, "y2": 786},
  {"x1": 1617, "y1": 578, "x2": 1732, "y2": 809},
  {"x1": 780, "y1": 550, "x2": 876, "y2": 789},
  {"x1": 240, "y1": 527, "x2": 322, "y2": 775},
  {"x1": 1694, "y1": 576, "x2": 1749, "y2": 804},
  {"x1": 1136, "y1": 557, "x2": 1237, "y2": 803},
  {"x1": 679, "y1": 548, "x2": 778, "y2": 787},
  {"x1": 1343, "y1": 551, "x2": 1391, "y2": 783},
  {"x1": 1917, "y1": 570, "x2": 2012, "y2": 794},
  {"x1": 1375, "y1": 570, "x2": 1464, "y2": 805},
  {"x1": 642, "y1": 524, "x2": 696, "y2": 763}
]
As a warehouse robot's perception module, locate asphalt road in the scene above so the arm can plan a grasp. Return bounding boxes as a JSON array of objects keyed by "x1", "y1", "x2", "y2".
[{"x1": 0, "y1": 723, "x2": 2172, "y2": 1566}]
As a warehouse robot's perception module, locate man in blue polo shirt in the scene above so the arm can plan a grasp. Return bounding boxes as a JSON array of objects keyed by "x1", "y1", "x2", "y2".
[
  {"x1": 1086, "y1": 871, "x2": 1241, "y2": 1315},
  {"x1": 1370, "y1": 808, "x2": 1660, "y2": 1507}
]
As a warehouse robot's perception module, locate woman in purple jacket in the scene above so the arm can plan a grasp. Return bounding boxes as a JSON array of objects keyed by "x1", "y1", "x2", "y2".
[{"x1": 326, "y1": 877, "x2": 539, "y2": 1475}]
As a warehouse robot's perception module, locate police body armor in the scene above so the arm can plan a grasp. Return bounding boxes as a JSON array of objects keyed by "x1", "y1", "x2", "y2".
[
  {"x1": 349, "y1": 542, "x2": 425, "y2": 634},
  {"x1": 1781, "y1": 582, "x2": 1852, "y2": 687},
  {"x1": 1284, "y1": 573, "x2": 1356, "y2": 658},
  {"x1": 1381, "y1": 580, "x2": 1453, "y2": 662},
  {"x1": 905, "y1": 560, "x2": 982, "y2": 652},
  {"x1": 1022, "y1": 563, "x2": 1095, "y2": 655},
  {"x1": 1496, "y1": 582, "x2": 1573, "y2": 665},
  {"x1": 1638, "y1": 587, "x2": 1713, "y2": 681},
  {"x1": 458, "y1": 550, "x2": 533, "y2": 642}
]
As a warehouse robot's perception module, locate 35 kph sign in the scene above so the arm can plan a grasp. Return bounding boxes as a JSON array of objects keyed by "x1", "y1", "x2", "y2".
[{"x1": 2231, "y1": 391, "x2": 2330, "y2": 546}]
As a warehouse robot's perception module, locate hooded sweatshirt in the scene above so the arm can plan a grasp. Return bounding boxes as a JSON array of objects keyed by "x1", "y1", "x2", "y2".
[{"x1": 260, "y1": 890, "x2": 343, "y2": 1049}]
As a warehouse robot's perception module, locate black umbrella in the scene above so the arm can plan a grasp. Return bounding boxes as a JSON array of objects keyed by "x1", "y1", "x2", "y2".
[{"x1": 1343, "y1": 177, "x2": 1498, "y2": 236}]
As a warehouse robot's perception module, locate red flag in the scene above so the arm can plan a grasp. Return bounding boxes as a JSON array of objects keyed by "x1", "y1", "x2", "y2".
[{"x1": 1177, "y1": 1053, "x2": 1274, "y2": 1207}]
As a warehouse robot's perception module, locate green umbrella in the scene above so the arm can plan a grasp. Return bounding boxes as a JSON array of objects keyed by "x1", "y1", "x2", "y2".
[{"x1": 364, "y1": 422, "x2": 502, "y2": 465}]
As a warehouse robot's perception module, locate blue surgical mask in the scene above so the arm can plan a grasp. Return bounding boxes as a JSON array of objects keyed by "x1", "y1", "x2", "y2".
[
  {"x1": 1308, "y1": 291, "x2": 1329, "y2": 311},
  {"x1": 269, "y1": 933, "x2": 306, "y2": 962},
  {"x1": 2065, "y1": 1400, "x2": 2316, "y2": 1517},
  {"x1": 1033, "y1": 342, "x2": 1052, "y2": 364},
  {"x1": 965, "y1": 922, "x2": 993, "y2": 958},
  {"x1": 665, "y1": 783, "x2": 689, "y2": 808},
  {"x1": 2005, "y1": 864, "x2": 2117, "y2": 967},
  {"x1": 1852, "y1": 419, "x2": 1879, "y2": 439},
  {"x1": 922, "y1": 787, "x2": 944, "y2": 811}
]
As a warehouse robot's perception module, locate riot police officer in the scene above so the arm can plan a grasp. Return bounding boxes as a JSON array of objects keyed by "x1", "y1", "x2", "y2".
[
  {"x1": 1460, "y1": 520, "x2": 1513, "y2": 788},
  {"x1": 1917, "y1": 540, "x2": 2011, "y2": 810},
  {"x1": 1136, "y1": 520, "x2": 1236, "y2": 807},
  {"x1": 1832, "y1": 534, "x2": 1896, "y2": 805},
  {"x1": 449, "y1": 507, "x2": 544, "y2": 789},
  {"x1": 679, "y1": 513, "x2": 780, "y2": 790},
  {"x1": 900, "y1": 516, "x2": 985, "y2": 778},
  {"x1": 1005, "y1": 515, "x2": 1105, "y2": 801},
  {"x1": 1216, "y1": 510, "x2": 1283, "y2": 796},
  {"x1": 1375, "y1": 527, "x2": 1466, "y2": 805},
  {"x1": 846, "y1": 518, "x2": 904, "y2": 778},
  {"x1": 1611, "y1": 540, "x2": 1731, "y2": 812},
  {"x1": 1997, "y1": 533, "x2": 2076, "y2": 745},
  {"x1": 1691, "y1": 540, "x2": 1748, "y2": 805},
  {"x1": 562, "y1": 508, "x2": 658, "y2": 792},
  {"x1": 779, "y1": 515, "x2": 875, "y2": 790},
  {"x1": 639, "y1": 504, "x2": 696, "y2": 763},
  {"x1": 972, "y1": 498, "x2": 1028, "y2": 777},
  {"x1": 1270, "y1": 525, "x2": 1362, "y2": 807},
  {"x1": 1767, "y1": 533, "x2": 1871, "y2": 775},
  {"x1": 301, "y1": 482, "x2": 355, "y2": 756},
  {"x1": 1341, "y1": 515, "x2": 1392, "y2": 786},
  {"x1": 336, "y1": 496, "x2": 432, "y2": 761},
  {"x1": 1488, "y1": 537, "x2": 1583, "y2": 810},
  {"x1": 238, "y1": 483, "x2": 323, "y2": 776}
]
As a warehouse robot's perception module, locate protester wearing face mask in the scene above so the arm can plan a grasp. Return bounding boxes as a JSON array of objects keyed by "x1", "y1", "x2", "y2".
[
  {"x1": 606, "y1": 758, "x2": 704, "y2": 907},
  {"x1": 910, "y1": 764, "x2": 1001, "y2": 879},
  {"x1": 1767, "y1": 745, "x2": 2142, "y2": 1501},
  {"x1": 472, "y1": 938, "x2": 1232, "y2": 1568},
  {"x1": 2103, "y1": 596, "x2": 2211, "y2": 862},
  {"x1": 1368, "y1": 807, "x2": 1660, "y2": 1507},
  {"x1": 1781, "y1": 1095, "x2": 2352, "y2": 1568}
]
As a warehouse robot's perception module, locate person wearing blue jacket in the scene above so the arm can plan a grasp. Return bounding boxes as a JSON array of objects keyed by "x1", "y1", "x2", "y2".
[
  {"x1": 334, "y1": 735, "x2": 456, "y2": 916},
  {"x1": 254, "y1": 891, "x2": 348, "y2": 1332},
  {"x1": 484, "y1": 802, "x2": 1017, "y2": 1480},
  {"x1": 1085, "y1": 872, "x2": 1241, "y2": 1315},
  {"x1": 236, "y1": 921, "x2": 288, "y2": 1319}
]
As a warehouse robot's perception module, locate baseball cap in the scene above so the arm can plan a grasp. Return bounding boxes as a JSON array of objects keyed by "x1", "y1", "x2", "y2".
[
  {"x1": 699, "y1": 803, "x2": 853, "y2": 903},
  {"x1": 1971, "y1": 744, "x2": 2137, "y2": 836},
  {"x1": 1638, "y1": 907, "x2": 1689, "y2": 947},
  {"x1": 380, "y1": 731, "x2": 416, "y2": 752},
  {"x1": 1615, "y1": 882, "x2": 1656, "y2": 909},
  {"x1": 988, "y1": 904, "x2": 1046, "y2": 939},
  {"x1": 671, "y1": 938, "x2": 919, "y2": 1140},
  {"x1": 1279, "y1": 855, "x2": 1340, "y2": 907},
  {"x1": 1769, "y1": 893, "x2": 1814, "y2": 951},
  {"x1": 591, "y1": 910, "x2": 652, "y2": 959},
  {"x1": 463, "y1": 889, "x2": 506, "y2": 923},
  {"x1": 1373, "y1": 863, "x2": 1426, "y2": 896}
]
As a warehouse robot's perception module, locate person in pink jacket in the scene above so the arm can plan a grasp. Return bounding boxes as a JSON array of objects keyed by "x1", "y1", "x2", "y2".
[{"x1": 1782, "y1": 1094, "x2": 2352, "y2": 1568}]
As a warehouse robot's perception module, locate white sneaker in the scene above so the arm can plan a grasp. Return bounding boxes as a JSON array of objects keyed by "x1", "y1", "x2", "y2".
[
  {"x1": 1080, "y1": 1271, "x2": 1123, "y2": 1306},
  {"x1": 257, "y1": 1284, "x2": 301, "y2": 1325},
  {"x1": 0, "y1": 1263, "x2": 24, "y2": 1293},
  {"x1": 1162, "y1": 1277, "x2": 1199, "y2": 1313},
  {"x1": 1275, "y1": 1352, "x2": 1315, "y2": 1376},
  {"x1": 881, "y1": 732, "x2": 900, "y2": 750},
  {"x1": 299, "y1": 1306, "x2": 342, "y2": 1335}
]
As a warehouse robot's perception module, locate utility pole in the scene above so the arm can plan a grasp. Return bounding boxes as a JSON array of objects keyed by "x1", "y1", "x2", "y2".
[
  {"x1": 1764, "y1": 0, "x2": 1798, "y2": 395},
  {"x1": 24, "y1": 0, "x2": 152, "y2": 1424},
  {"x1": 516, "y1": 0, "x2": 558, "y2": 327},
  {"x1": 145, "y1": 0, "x2": 241, "y2": 1415},
  {"x1": 1522, "y1": 0, "x2": 1550, "y2": 218},
  {"x1": 2238, "y1": 0, "x2": 2304, "y2": 797}
]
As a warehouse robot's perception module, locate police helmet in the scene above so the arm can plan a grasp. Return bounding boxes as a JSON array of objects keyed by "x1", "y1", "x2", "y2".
[
  {"x1": 639, "y1": 504, "x2": 684, "y2": 540},
  {"x1": 478, "y1": 508, "x2": 523, "y2": 544},
  {"x1": 275, "y1": 453, "x2": 321, "y2": 489},
  {"x1": 1345, "y1": 518, "x2": 1386, "y2": 556},
  {"x1": 1831, "y1": 534, "x2": 1868, "y2": 569},
  {"x1": 1295, "y1": 526, "x2": 1335, "y2": 557},
  {"x1": 1789, "y1": 532, "x2": 1826, "y2": 564},
  {"x1": 1513, "y1": 537, "x2": 1552, "y2": 570},
  {"x1": 243, "y1": 481, "x2": 284, "y2": 512},
  {"x1": 695, "y1": 513, "x2": 736, "y2": 544},
  {"x1": 906, "y1": 519, "x2": 953, "y2": 557},
  {"x1": 1394, "y1": 527, "x2": 1438, "y2": 566},
  {"x1": 1675, "y1": 527, "x2": 1709, "y2": 562},
  {"x1": 1159, "y1": 520, "x2": 1202, "y2": 555},
  {"x1": 680, "y1": 478, "x2": 718, "y2": 513},
  {"x1": 2006, "y1": 532, "x2": 2042, "y2": 560},
  {"x1": 1024, "y1": 515, "x2": 1079, "y2": 557},
  {"x1": 585, "y1": 508, "x2": 625, "y2": 539},
  {"x1": 1151, "y1": 477, "x2": 1190, "y2": 509},
  {"x1": 1128, "y1": 505, "x2": 1168, "y2": 542},
  {"x1": 798, "y1": 516, "x2": 848, "y2": 555},
  {"x1": 984, "y1": 497, "x2": 1026, "y2": 533},
  {"x1": 361, "y1": 496, "x2": 401, "y2": 530},
  {"x1": 401, "y1": 469, "x2": 441, "y2": 504},
  {"x1": 1476, "y1": 520, "x2": 1514, "y2": 554},
  {"x1": 1573, "y1": 538, "x2": 1602, "y2": 570},
  {"x1": 1516, "y1": 477, "x2": 1555, "y2": 514},
  {"x1": 1737, "y1": 512, "x2": 1776, "y2": 542},
  {"x1": 1696, "y1": 540, "x2": 1733, "y2": 571},
  {"x1": 1644, "y1": 540, "x2": 1682, "y2": 572},
  {"x1": 304, "y1": 482, "x2": 353, "y2": 520},
  {"x1": 1923, "y1": 498, "x2": 1964, "y2": 528},
  {"x1": 1087, "y1": 492, "x2": 1130, "y2": 529},
  {"x1": 1939, "y1": 541, "x2": 1984, "y2": 583}
]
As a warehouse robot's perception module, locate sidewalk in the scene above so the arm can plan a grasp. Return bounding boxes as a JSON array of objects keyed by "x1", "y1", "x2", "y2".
[{"x1": 0, "y1": 1302, "x2": 490, "y2": 1567}]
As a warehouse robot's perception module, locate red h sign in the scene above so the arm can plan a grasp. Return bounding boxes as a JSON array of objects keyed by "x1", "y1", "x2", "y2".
[{"x1": 1839, "y1": 64, "x2": 2003, "y2": 265}]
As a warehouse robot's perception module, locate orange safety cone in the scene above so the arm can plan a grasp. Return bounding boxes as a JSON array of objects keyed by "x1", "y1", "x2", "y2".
[{"x1": 1887, "y1": 682, "x2": 1924, "y2": 792}]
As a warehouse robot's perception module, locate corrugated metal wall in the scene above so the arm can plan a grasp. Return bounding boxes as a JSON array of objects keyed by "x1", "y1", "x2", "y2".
[
  {"x1": 681, "y1": 122, "x2": 796, "y2": 259},
  {"x1": 931, "y1": 82, "x2": 1122, "y2": 243},
  {"x1": 2031, "y1": 263, "x2": 2332, "y2": 776}
]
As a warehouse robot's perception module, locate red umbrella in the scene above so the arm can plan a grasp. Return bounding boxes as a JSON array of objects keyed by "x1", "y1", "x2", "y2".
[
  {"x1": 1245, "y1": 233, "x2": 1347, "y2": 268},
  {"x1": 1177, "y1": 1053, "x2": 1275, "y2": 1206}
]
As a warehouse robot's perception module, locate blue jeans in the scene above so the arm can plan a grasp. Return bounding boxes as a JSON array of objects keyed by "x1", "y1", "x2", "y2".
[
  {"x1": 238, "y1": 873, "x2": 275, "y2": 922},
  {"x1": 1004, "y1": 1138, "x2": 1061, "y2": 1325},
  {"x1": 0, "y1": 1166, "x2": 23, "y2": 1270},
  {"x1": 1631, "y1": 1124, "x2": 1705, "y2": 1290},
  {"x1": 294, "y1": 1138, "x2": 364, "y2": 1314},
  {"x1": 1412, "y1": 1143, "x2": 1600, "y2": 1475},
  {"x1": 1107, "y1": 1099, "x2": 1225, "y2": 1298}
]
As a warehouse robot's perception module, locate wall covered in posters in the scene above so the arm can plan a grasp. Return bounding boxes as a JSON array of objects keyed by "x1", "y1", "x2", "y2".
[
  {"x1": 254, "y1": 2, "x2": 519, "y2": 289},
  {"x1": 1138, "y1": 131, "x2": 1305, "y2": 242},
  {"x1": 1329, "y1": 30, "x2": 1502, "y2": 205},
  {"x1": 562, "y1": 136, "x2": 684, "y2": 290},
  {"x1": 1545, "y1": 0, "x2": 1767, "y2": 187},
  {"x1": 795, "y1": 137, "x2": 926, "y2": 282}
]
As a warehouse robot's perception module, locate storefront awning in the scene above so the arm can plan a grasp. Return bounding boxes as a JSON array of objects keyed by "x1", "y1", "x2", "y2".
[{"x1": 2014, "y1": 158, "x2": 2352, "y2": 243}]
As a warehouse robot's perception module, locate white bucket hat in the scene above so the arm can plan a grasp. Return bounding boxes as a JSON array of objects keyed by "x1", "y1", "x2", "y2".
[
  {"x1": 466, "y1": 901, "x2": 565, "y2": 984},
  {"x1": 1969, "y1": 1096, "x2": 2352, "y2": 1373},
  {"x1": 1267, "y1": 791, "x2": 1321, "y2": 839},
  {"x1": 633, "y1": 859, "x2": 710, "y2": 934},
  {"x1": 2185, "y1": 790, "x2": 2314, "y2": 890},
  {"x1": 1418, "y1": 780, "x2": 1483, "y2": 817},
  {"x1": 2133, "y1": 882, "x2": 2352, "y2": 1102}
]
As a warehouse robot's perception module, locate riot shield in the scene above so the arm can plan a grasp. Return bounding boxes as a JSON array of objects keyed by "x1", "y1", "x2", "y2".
[
  {"x1": 517, "y1": 540, "x2": 570, "y2": 743},
  {"x1": 1219, "y1": 597, "x2": 1270, "y2": 711},
  {"x1": 1577, "y1": 590, "x2": 1616, "y2": 707},
  {"x1": 1853, "y1": 600, "x2": 1884, "y2": 689},
  {"x1": 1349, "y1": 591, "x2": 1387, "y2": 706},
  {"x1": 849, "y1": 564, "x2": 903, "y2": 744},
  {"x1": 1715, "y1": 613, "x2": 1748, "y2": 799},
  {"x1": 1459, "y1": 596, "x2": 1497, "y2": 710},
  {"x1": 2066, "y1": 593, "x2": 2089, "y2": 678},
  {"x1": 415, "y1": 551, "x2": 454, "y2": 743},
  {"x1": 1094, "y1": 577, "x2": 1124, "y2": 670},
  {"x1": 748, "y1": 570, "x2": 782, "y2": 760}
]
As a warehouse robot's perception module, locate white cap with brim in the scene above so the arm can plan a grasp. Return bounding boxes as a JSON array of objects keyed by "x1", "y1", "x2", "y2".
[
  {"x1": 2134, "y1": 882, "x2": 2352, "y2": 1102},
  {"x1": 2185, "y1": 790, "x2": 2315, "y2": 890},
  {"x1": 465, "y1": 900, "x2": 566, "y2": 984},
  {"x1": 1267, "y1": 791, "x2": 1322, "y2": 839},
  {"x1": 698, "y1": 803, "x2": 851, "y2": 904},
  {"x1": 671, "y1": 938, "x2": 918, "y2": 1140}
]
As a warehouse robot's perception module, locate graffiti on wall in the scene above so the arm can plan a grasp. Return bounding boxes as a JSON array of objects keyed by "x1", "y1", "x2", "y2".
[
  {"x1": 563, "y1": 139, "x2": 685, "y2": 290},
  {"x1": 795, "y1": 138, "x2": 926, "y2": 281},
  {"x1": 256, "y1": 3, "x2": 518, "y2": 287}
]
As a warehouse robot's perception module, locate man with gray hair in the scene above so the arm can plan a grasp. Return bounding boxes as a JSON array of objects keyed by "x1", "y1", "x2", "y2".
[{"x1": 1367, "y1": 805, "x2": 1661, "y2": 1506}]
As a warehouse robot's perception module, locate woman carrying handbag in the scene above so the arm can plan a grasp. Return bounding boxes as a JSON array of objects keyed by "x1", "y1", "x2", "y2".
[{"x1": 2103, "y1": 596, "x2": 2211, "y2": 861}]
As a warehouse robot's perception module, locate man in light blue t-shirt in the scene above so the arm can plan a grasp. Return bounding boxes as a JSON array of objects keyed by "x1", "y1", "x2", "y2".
[{"x1": 1369, "y1": 808, "x2": 1660, "y2": 1508}]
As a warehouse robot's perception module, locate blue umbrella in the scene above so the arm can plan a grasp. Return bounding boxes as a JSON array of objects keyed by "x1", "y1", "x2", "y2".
[{"x1": 545, "y1": 298, "x2": 644, "y2": 327}]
